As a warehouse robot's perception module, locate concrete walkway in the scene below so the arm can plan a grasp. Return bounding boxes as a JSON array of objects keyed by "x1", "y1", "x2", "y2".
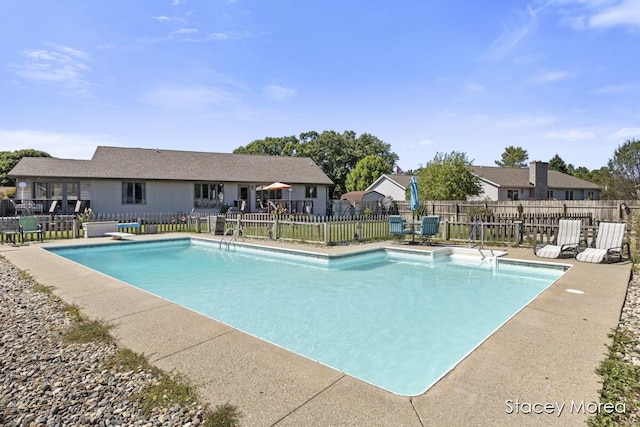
[{"x1": 0, "y1": 235, "x2": 630, "y2": 426}]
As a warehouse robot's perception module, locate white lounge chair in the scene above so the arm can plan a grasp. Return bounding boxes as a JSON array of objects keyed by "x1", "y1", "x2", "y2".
[
  {"x1": 576, "y1": 222, "x2": 629, "y2": 263},
  {"x1": 534, "y1": 219, "x2": 582, "y2": 259}
]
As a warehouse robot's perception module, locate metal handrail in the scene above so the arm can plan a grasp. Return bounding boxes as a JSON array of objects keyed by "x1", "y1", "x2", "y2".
[
  {"x1": 468, "y1": 220, "x2": 484, "y2": 248},
  {"x1": 468, "y1": 220, "x2": 486, "y2": 258},
  {"x1": 219, "y1": 226, "x2": 243, "y2": 250}
]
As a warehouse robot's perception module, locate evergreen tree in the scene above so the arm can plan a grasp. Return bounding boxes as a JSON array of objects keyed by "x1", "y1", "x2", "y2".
[{"x1": 495, "y1": 146, "x2": 529, "y2": 168}]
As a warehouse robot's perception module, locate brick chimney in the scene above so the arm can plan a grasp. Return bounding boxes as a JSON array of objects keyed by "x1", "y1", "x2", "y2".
[{"x1": 529, "y1": 161, "x2": 548, "y2": 200}]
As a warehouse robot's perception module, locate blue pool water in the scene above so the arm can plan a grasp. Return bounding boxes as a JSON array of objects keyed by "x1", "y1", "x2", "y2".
[{"x1": 48, "y1": 238, "x2": 566, "y2": 395}]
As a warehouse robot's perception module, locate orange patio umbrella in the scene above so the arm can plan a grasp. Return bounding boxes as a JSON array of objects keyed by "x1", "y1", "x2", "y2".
[{"x1": 262, "y1": 182, "x2": 292, "y2": 190}]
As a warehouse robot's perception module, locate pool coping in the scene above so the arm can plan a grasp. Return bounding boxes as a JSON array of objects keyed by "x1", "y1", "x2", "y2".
[{"x1": 1, "y1": 233, "x2": 631, "y2": 426}]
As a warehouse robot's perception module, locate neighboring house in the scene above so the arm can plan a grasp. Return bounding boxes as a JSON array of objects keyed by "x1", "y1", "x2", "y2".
[
  {"x1": 366, "y1": 174, "x2": 413, "y2": 201},
  {"x1": 470, "y1": 161, "x2": 600, "y2": 201},
  {"x1": 367, "y1": 162, "x2": 600, "y2": 201},
  {"x1": 8, "y1": 146, "x2": 334, "y2": 215}
]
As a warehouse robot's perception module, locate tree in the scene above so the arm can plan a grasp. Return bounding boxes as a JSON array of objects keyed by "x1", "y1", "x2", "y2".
[
  {"x1": 569, "y1": 165, "x2": 591, "y2": 181},
  {"x1": 0, "y1": 149, "x2": 52, "y2": 186},
  {"x1": 495, "y1": 146, "x2": 529, "y2": 168},
  {"x1": 345, "y1": 155, "x2": 392, "y2": 192},
  {"x1": 548, "y1": 154, "x2": 568, "y2": 174},
  {"x1": 232, "y1": 135, "x2": 299, "y2": 157},
  {"x1": 417, "y1": 151, "x2": 482, "y2": 200},
  {"x1": 606, "y1": 139, "x2": 640, "y2": 199},
  {"x1": 234, "y1": 130, "x2": 398, "y2": 198}
]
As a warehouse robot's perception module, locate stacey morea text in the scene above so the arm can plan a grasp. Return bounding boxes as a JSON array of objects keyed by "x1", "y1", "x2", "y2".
[{"x1": 505, "y1": 399, "x2": 625, "y2": 417}]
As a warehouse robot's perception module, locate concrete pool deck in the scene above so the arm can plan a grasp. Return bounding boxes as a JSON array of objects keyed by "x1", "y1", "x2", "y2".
[{"x1": 0, "y1": 234, "x2": 631, "y2": 426}]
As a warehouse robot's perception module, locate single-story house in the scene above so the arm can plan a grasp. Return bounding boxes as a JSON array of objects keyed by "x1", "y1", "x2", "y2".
[
  {"x1": 470, "y1": 161, "x2": 600, "y2": 201},
  {"x1": 366, "y1": 161, "x2": 600, "y2": 201},
  {"x1": 8, "y1": 146, "x2": 334, "y2": 215},
  {"x1": 365, "y1": 174, "x2": 413, "y2": 202}
]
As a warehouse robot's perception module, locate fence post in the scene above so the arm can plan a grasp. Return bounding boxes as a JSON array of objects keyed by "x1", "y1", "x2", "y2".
[
  {"x1": 273, "y1": 216, "x2": 279, "y2": 240},
  {"x1": 444, "y1": 220, "x2": 450, "y2": 241},
  {"x1": 514, "y1": 220, "x2": 523, "y2": 245},
  {"x1": 323, "y1": 221, "x2": 328, "y2": 245},
  {"x1": 72, "y1": 219, "x2": 79, "y2": 239}
]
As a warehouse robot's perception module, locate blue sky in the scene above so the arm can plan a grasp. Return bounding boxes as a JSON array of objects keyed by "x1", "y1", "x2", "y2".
[{"x1": 1, "y1": 0, "x2": 639, "y2": 171}]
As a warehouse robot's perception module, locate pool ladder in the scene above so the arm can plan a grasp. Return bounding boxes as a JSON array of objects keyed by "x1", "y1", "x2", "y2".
[
  {"x1": 219, "y1": 227, "x2": 243, "y2": 250},
  {"x1": 468, "y1": 220, "x2": 487, "y2": 259}
]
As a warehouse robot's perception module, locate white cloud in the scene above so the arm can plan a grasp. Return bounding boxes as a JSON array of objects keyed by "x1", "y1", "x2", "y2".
[
  {"x1": 263, "y1": 85, "x2": 296, "y2": 101},
  {"x1": 172, "y1": 27, "x2": 198, "y2": 35},
  {"x1": 401, "y1": 139, "x2": 435, "y2": 150},
  {"x1": 207, "y1": 32, "x2": 231, "y2": 41},
  {"x1": 610, "y1": 127, "x2": 640, "y2": 138},
  {"x1": 466, "y1": 82, "x2": 485, "y2": 92},
  {"x1": 589, "y1": 0, "x2": 640, "y2": 28},
  {"x1": 0, "y1": 129, "x2": 116, "y2": 159},
  {"x1": 418, "y1": 139, "x2": 435, "y2": 146},
  {"x1": 152, "y1": 15, "x2": 186, "y2": 24},
  {"x1": 546, "y1": 0, "x2": 640, "y2": 30},
  {"x1": 12, "y1": 44, "x2": 91, "y2": 92},
  {"x1": 592, "y1": 83, "x2": 638, "y2": 93},
  {"x1": 546, "y1": 130, "x2": 596, "y2": 140},
  {"x1": 530, "y1": 70, "x2": 570, "y2": 84},
  {"x1": 484, "y1": 6, "x2": 539, "y2": 60}
]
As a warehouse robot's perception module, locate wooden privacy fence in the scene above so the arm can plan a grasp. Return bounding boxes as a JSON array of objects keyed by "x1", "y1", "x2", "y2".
[{"x1": 396, "y1": 199, "x2": 637, "y2": 222}]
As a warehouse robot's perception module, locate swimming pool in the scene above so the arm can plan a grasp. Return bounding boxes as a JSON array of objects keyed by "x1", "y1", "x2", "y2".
[{"x1": 48, "y1": 238, "x2": 567, "y2": 396}]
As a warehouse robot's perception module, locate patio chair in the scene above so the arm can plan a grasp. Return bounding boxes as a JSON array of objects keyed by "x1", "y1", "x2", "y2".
[
  {"x1": 413, "y1": 215, "x2": 440, "y2": 245},
  {"x1": 534, "y1": 219, "x2": 582, "y2": 259},
  {"x1": 576, "y1": 222, "x2": 629, "y2": 263},
  {"x1": 388, "y1": 215, "x2": 410, "y2": 241},
  {"x1": 0, "y1": 218, "x2": 20, "y2": 245},
  {"x1": 15, "y1": 200, "x2": 43, "y2": 215},
  {"x1": 48, "y1": 200, "x2": 59, "y2": 220},
  {"x1": 19, "y1": 216, "x2": 43, "y2": 243}
]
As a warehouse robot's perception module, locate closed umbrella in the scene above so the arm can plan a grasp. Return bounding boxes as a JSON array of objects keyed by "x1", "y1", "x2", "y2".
[{"x1": 409, "y1": 176, "x2": 420, "y2": 242}]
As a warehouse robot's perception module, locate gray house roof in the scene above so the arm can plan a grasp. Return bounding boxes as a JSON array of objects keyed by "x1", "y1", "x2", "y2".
[
  {"x1": 470, "y1": 166, "x2": 600, "y2": 190},
  {"x1": 379, "y1": 174, "x2": 413, "y2": 189},
  {"x1": 9, "y1": 146, "x2": 334, "y2": 185}
]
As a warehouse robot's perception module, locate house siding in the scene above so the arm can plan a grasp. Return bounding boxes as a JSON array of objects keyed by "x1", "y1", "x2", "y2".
[
  {"x1": 367, "y1": 180, "x2": 406, "y2": 201},
  {"x1": 469, "y1": 181, "x2": 499, "y2": 201},
  {"x1": 90, "y1": 180, "x2": 194, "y2": 214}
]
